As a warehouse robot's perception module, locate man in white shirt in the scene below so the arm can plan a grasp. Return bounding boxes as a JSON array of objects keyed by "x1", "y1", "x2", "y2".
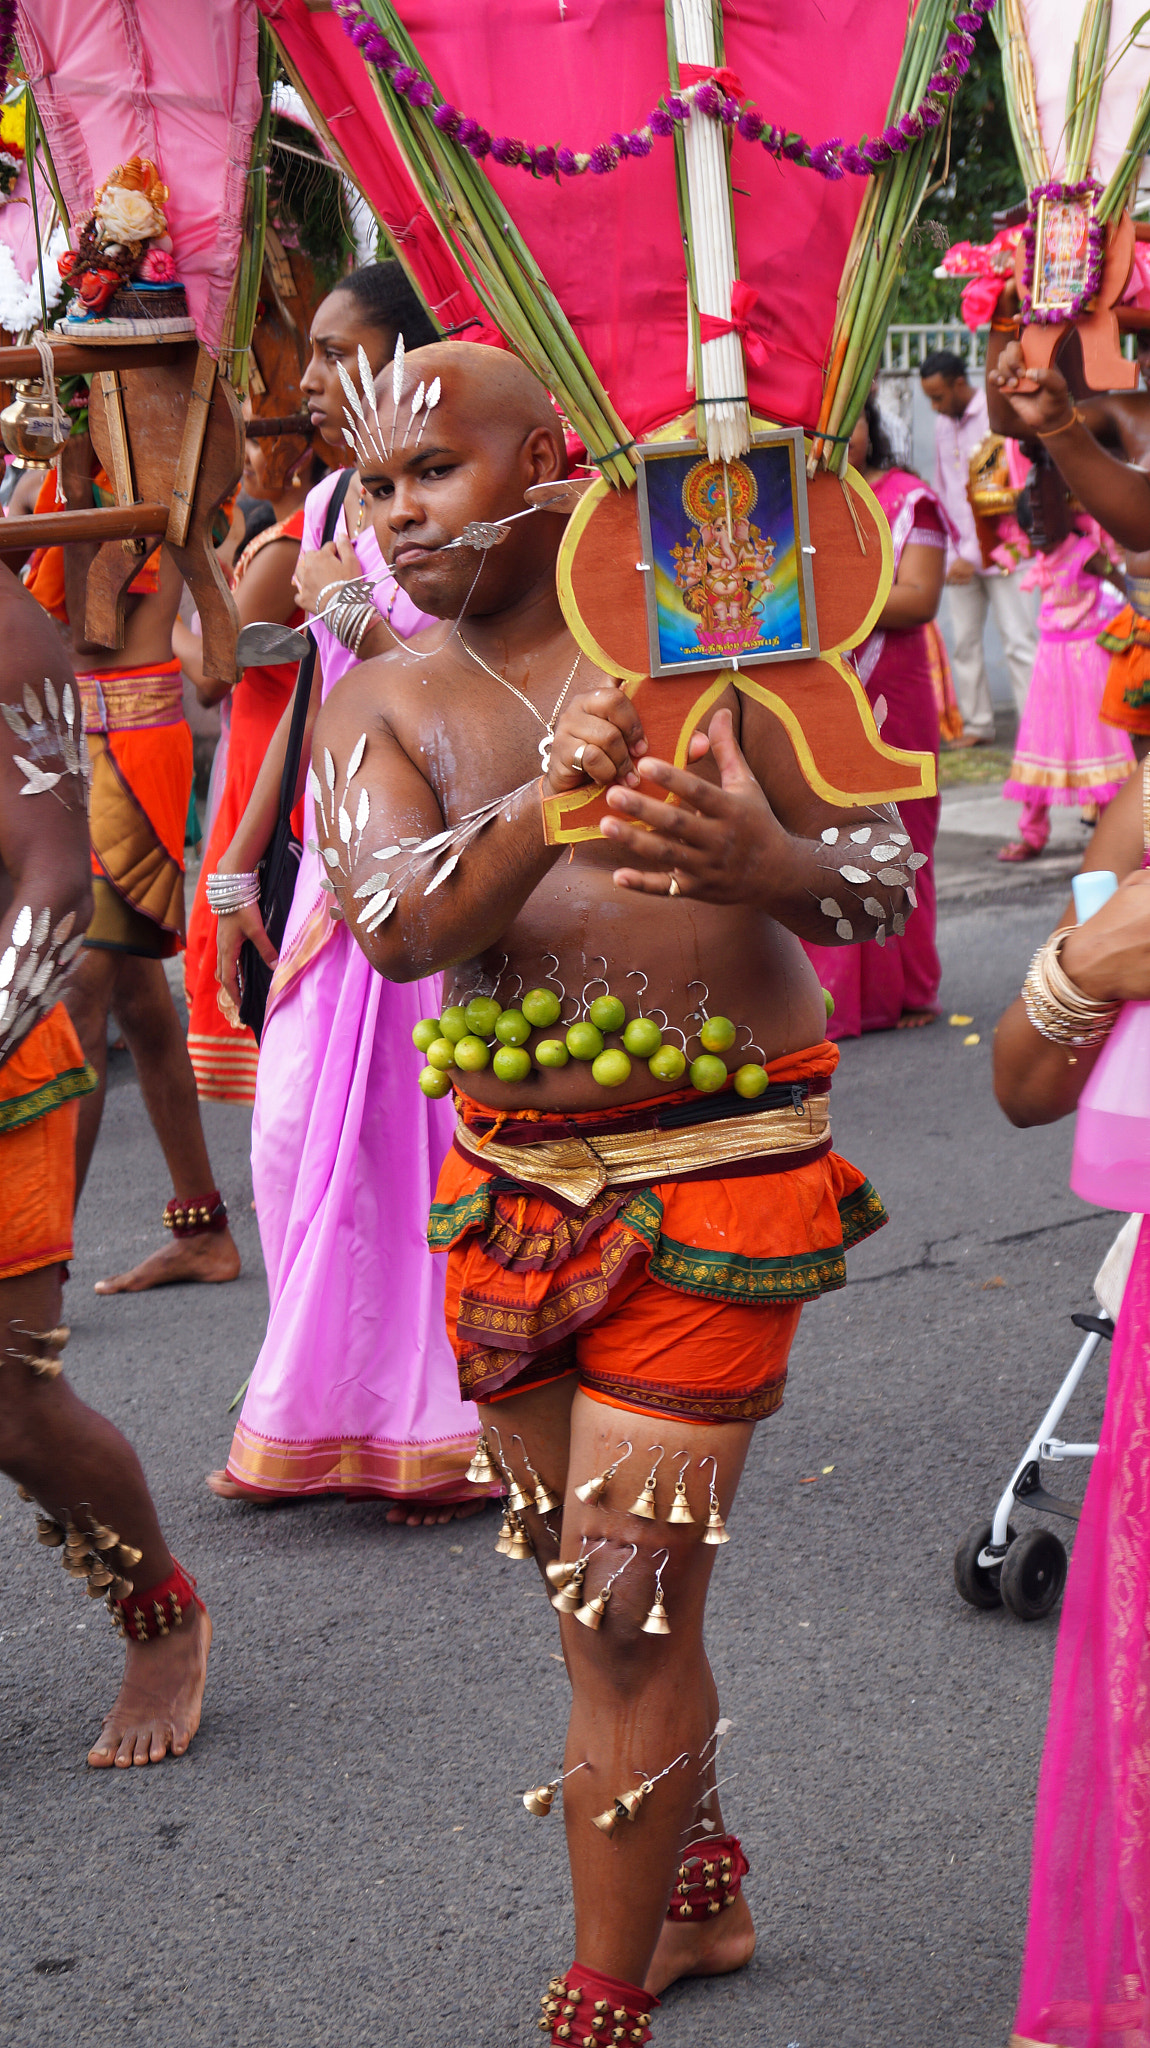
[{"x1": 921, "y1": 348, "x2": 1037, "y2": 745}]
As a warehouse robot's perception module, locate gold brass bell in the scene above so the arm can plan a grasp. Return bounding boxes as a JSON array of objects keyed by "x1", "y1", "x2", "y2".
[
  {"x1": 504, "y1": 1511, "x2": 534, "y2": 1561},
  {"x1": 35, "y1": 1515, "x2": 65, "y2": 1546},
  {"x1": 523, "y1": 1780, "x2": 557, "y2": 1816},
  {"x1": 574, "y1": 1438, "x2": 632, "y2": 1507},
  {"x1": 506, "y1": 1473, "x2": 533, "y2": 1515},
  {"x1": 616, "y1": 1784, "x2": 650, "y2": 1821},
  {"x1": 545, "y1": 1556, "x2": 579, "y2": 1592},
  {"x1": 640, "y1": 1545, "x2": 671, "y2": 1635},
  {"x1": 667, "y1": 1453, "x2": 695, "y2": 1525},
  {"x1": 494, "y1": 1509, "x2": 514, "y2": 1556},
  {"x1": 574, "y1": 1587, "x2": 610, "y2": 1630},
  {"x1": 627, "y1": 1444, "x2": 665, "y2": 1521},
  {"x1": 108, "y1": 1574, "x2": 134, "y2": 1600},
  {"x1": 591, "y1": 1803, "x2": 620, "y2": 1837},
  {"x1": 116, "y1": 1542, "x2": 143, "y2": 1569},
  {"x1": 700, "y1": 1454, "x2": 730, "y2": 1544},
  {"x1": 466, "y1": 1433, "x2": 498, "y2": 1486},
  {"x1": 511, "y1": 1432, "x2": 563, "y2": 1513},
  {"x1": 551, "y1": 1561, "x2": 587, "y2": 1614}
]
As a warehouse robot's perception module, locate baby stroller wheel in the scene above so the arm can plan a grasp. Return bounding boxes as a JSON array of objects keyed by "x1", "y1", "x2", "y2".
[
  {"x1": 999, "y1": 1527, "x2": 1068, "y2": 1621},
  {"x1": 954, "y1": 1519, "x2": 1016, "y2": 1609}
]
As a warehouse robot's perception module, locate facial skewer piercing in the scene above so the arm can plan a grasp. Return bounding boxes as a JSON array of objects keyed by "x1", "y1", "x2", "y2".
[
  {"x1": 627, "y1": 1445, "x2": 665, "y2": 1520},
  {"x1": 573, "y1": 1542, "x2": 638, "y2": 1631},
  {"x1": 511, "y1": 1433, "x2": 562, "y2": 1514},
  {"x1": 521, "y1": 1759, "x2": 590, "y2": 1817},
  {"x1": 700, "y1": 1455, "x2": 731, "y2": 1545},
  {"x1": 592, "y1": 1752, "x2": 691, "y2": 1837},
  {"x1": 573, "y1": 1440, "x2": 633, "y2": 1507}
]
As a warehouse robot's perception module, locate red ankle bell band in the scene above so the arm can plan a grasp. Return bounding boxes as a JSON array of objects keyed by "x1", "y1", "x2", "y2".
[
  {"x1": 109, "y1": 1558, "x2": 202, "y2": 1641},
  {"x1": 538, "y1": 1962, "x2": 659, "y2": 2044},
  {"x1": 667, "y1": 1832, "x2": 749, "y2": 1920},
  {"x1": 163, "y1": 1190, "x2": 228, "y2": 1237}
]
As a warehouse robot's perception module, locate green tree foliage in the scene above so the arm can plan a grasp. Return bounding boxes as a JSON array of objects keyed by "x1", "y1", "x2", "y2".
[{"x1": 895, "y1": 40, "x2": 1026, "y2": 323}]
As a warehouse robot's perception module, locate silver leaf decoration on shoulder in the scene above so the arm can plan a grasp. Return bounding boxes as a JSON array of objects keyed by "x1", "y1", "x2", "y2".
[
  {"x1": 346, "y1": 732, "x2": 367, "y2": 780},
  {"x1": 835, "y1": 918, "x2": 853, "y2": 940},
  {"x1": 11, "y1": 905, "x2": 32, "y2": 947},
  {"x1": 820, "y1": 827, "x2": 839, "y2": 846},
  {"x1": 849, "y1": 827, "x2": 871, "y2": 844},
  {"x1": 840, "y1": 866, "x2": 870, "y2": 885}
]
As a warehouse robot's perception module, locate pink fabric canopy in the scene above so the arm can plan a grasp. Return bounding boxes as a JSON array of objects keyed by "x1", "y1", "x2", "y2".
[
  {"x1": 16, "y1": 0, "x2": 264, "y2": 353},
  {"x1": 262, "y1": 0, "x2": 909, "y2": 436}
]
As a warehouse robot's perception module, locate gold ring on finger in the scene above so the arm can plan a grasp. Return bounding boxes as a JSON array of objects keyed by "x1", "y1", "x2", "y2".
[{"x1": 668, "y1": 877, "x2": 681, "y2": 898}]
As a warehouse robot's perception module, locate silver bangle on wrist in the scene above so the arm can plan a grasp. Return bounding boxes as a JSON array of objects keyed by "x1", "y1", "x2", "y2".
[{"x1": 206, "y1": 870, "x2": 260, "y2": 915}]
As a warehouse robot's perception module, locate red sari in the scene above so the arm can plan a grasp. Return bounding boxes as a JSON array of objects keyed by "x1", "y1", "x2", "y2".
[
  {"x1": 803, "y1": 468, "x2": 948, "y2": 1036},
  {"x1": 184, "y1": 510, "x2": 306, "y2": 1102}
]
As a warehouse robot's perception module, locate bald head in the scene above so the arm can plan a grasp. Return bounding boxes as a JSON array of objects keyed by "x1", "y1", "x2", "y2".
[{"x1": 357, "y1": 338, "x2": 571, "y2": 622}]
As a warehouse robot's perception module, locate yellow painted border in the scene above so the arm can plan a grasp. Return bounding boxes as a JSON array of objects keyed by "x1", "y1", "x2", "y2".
[{"x1": 555, "y1": 473, "x2": 646, "y2": 681}]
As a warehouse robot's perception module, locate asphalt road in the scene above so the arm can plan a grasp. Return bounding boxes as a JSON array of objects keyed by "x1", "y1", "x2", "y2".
[{"x1": 0, "y1": 859, "x2": 1119, "y2": 2048}]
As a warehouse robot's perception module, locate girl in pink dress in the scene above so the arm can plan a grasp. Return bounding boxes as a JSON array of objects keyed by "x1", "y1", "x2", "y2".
[
  {"x1": 804, "y1": 398, "x2": 950, "y2": 1035},
  {"x1": 999, "y1": 522, "x2": 1134, "y2": 861}
]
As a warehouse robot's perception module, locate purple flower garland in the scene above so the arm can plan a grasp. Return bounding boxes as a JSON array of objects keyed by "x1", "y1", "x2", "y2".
[
  {"x1": 0, "y1": 0, "x2": 17, "y2": 79},
  {"x1": 335, "y1": 0, "x2": 993, "y2": 184},
  {"x1": 1020, "y1": 180, "x2": 1105, "y2": 324}
]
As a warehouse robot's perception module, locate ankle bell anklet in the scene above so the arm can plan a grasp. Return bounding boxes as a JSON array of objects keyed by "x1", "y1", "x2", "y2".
[
  {"x1": 109, "y1": 1558, "x2": 202, "y2": 1641},
  {"x1": 34, "y1": 1508, "x2": 142, "y2": 1603},
  {"x1": 667, "y1": 1832, "x2": 749, "y2": 1920},
  {"x1": 538, "y1": 1964, "x2": 658, "y2": 2044},
  {"x1": 163, "y1": 1190, "x2": 228, "y2": 1237}
]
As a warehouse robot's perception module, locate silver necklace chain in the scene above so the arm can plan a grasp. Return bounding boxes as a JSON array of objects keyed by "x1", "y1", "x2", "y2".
[{"x1": 458, "y1": 634, "x2": 581, "y2": 772}]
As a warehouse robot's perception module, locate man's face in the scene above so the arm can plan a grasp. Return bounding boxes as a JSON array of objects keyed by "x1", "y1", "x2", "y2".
[
  {"x1": 921, "y1": 372, "x2": 971, "y2": 420},
  {"x1": 360, "y1": 393, "x2": 562, "y2": 619}
]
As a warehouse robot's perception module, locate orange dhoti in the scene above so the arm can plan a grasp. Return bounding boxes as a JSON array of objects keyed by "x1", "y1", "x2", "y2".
[
  {"x1": 430, "y1": 1042, "x2": 887, "y2": 1425},
  {"x1": 1098, "y1": 597, "x2": 1150, "y2": 739},
  {"x1": 77, "y1": 661, "x2": 193, "y2": 958},
  {"x1": 0, "y1": 1005, "x2": 96, "y2": 1280}
]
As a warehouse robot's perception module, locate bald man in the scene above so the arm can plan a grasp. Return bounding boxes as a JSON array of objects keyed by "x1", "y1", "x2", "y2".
[{"x1": 308, "y1": 342, "x2": 905, "y2": 2039}]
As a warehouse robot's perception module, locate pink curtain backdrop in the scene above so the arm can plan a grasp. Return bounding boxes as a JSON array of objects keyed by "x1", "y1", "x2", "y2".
[
  {"x1": 16, "y1": 0, "x2": 264, "y2": 353},
  {"x1": 1024, "y1": 0, "x2": 1149, "y2": 189},
  {"x1": 260, "y1": 0, "x2": 910, "y2": 435}
]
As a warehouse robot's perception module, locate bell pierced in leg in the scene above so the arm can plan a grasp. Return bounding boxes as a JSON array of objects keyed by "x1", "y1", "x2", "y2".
[
  {"x1": 700, "y1": 1454, "x2": 730, "y2": 1545},
  {"x1": 573, "y1": 1541, "x2": 638, "y2": 1630},
  {"x1": 545, "y1": 1556, "x2": 580, "y2": 1592},
  {"x1": 494, "y1": 1508, "x2": 514, "y2": 1556},
  {"x1": 506, "y1": 1474, "x2": 534, "y2": 1516},
  {"x1": 511, "y1": 1433, "x2": 562, "y2": 1514},
  {"x1": 466, "y1": 1433, "x2": 499, "y2": 1486},
  {"x1": 504, "y1": 1510, "x2": 534, "y2": 1561},
  {"x1": 592, "y1": 1804, "x2": 620, "y2": 1837},
  {"x1": 640, "y1": 1548, "x2": 671, "y2": 1636},
  {"x1": 35, "y1": 1514, "x2": 65, "y2": 1547},
  {"x1": 574, "y1": 1438, "x2": 633, "y2": 1507},
  {"x1": 523, "y1": 1780, "x2": 557, "y2": 1816},
  {"x1": 667, "y1": 1451, "x2": 695, "y2": 1525},
  {"x1": 627, "y1": 1444, "x2": 665, "y2": 1521}
]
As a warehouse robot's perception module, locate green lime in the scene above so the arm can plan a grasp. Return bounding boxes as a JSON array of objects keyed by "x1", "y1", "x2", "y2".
[
  {"x1": 492, "y1": 1044, "x2": 532, "y2": 1083},
  {"x1": 648, "y1": 1043, "x2": 686, "y2": 1081},
  {"x1": 589, "y1": 994, "x2": 626, "y2": 1034},
  {"x1": 534, "y1": 1038, "x2": 569, "y2": 1069},
  {"x1": 419, "y1": 1065, "x2": 452, "y2": 1098},
  {"x1": 733, "y1": 1062, "x2": 770, "y2": 1099},
  {"x1": 623, "y1": 1016, "x2": 662, "y2": 1057},
  {"x1": 822, "y1": 987, "x2": 835, "y2": 1020},
  {"x1": 464, "y1": 995, "x2": 501, "y2": 1038},
  {"x1": 412, "y1": 1017, "x2": 441, "y2": 1053},
  {"x1": 700, "y1": 1014, "x2": 736, "y2": 1053},
  {"x1": 425, "y1": 1037, "x2": 456, "y2": 1071},
  {"x1": 592, "y1": 1048, "x2": 632, "y2": 1088},
  {"x1": 454, "y1": 1035, "x2": 490, "y2": 1072},
  {"x1": 494, "y1": 1008, "x2": 530, "y2": 1047},
  {"x1": 522, "y1": 987, "x2": 562, "y2": 1028},
  {"x1": 690, "y1": 1053, "x2": 728, "y2": 1094},
  {"x1": 439, "y1": 1005, "x2": 469, "y2": 1044},
  {"x1": 566, "y1": 1021, "x2": 604, "y2": 1061}
]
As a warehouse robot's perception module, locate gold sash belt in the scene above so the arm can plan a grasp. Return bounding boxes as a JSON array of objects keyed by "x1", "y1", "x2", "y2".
[
  {"x1": 78, "y1": 667, "x2": 185, "y2": 734},
  {"x1": 454, "y1": 1092, "x2": 832, "y2": 1208}
]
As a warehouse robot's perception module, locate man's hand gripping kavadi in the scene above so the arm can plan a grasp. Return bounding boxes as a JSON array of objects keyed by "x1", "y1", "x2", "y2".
[
  {"x1": 0, "y1": 562, "x2": 209, "y2": 1767},
  {"x1": 313, "y1": 340, "x2": 932, "y2": 2029}
]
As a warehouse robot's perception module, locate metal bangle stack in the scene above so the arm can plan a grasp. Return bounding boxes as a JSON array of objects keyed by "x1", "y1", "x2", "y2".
[
  {"x1": 1022, "y1": 927, "x2": 1120, "y2": 1048},
  {"x1": 205, "y1": 869, "x2": 261, "y2": 915},
  {"x1": 318, "y1": 575, "x2": 378, "y2": 657}
]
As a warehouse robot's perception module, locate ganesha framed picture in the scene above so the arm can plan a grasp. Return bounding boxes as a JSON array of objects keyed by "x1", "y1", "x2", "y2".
[{"x1": 634, "y1": 428, "x2": 819, "y2": 676}]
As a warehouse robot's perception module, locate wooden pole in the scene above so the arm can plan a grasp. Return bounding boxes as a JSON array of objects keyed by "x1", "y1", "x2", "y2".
[{"x1": 0, "y1": 503, "x2": 170, "y2": 551}]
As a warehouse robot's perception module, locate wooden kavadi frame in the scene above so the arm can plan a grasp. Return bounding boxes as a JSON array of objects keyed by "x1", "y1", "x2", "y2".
[{"x1": 543, "y1": 417, "x2": 936, "y2": 846}]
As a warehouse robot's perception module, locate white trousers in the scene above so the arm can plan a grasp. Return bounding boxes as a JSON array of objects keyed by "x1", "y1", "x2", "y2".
[{"x1": 942, "y1": 569, "x2": 1038, "y2": 738}]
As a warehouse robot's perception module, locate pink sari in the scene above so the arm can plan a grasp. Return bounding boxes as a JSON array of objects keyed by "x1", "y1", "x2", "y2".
[
  {"x1": 1012, "y1": 1215, "x2": 1150, "y2": 2048},
  {"x1": 802, "y1": 469, "x2": 948, "y2": 1036},
  {"x1": 223, "y1": 469, "x2": 480, "y2": 1502}
]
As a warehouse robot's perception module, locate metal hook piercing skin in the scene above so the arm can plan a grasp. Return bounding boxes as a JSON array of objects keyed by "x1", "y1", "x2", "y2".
[
  {"x1": 626, "y1": 968, "x2": 649, "y2": 1016},
  {"x1": 512, "y1": 1433, "x2": 563, "y2": 1515},
  {"x1": 686, "y1": 978, "x2": 711, "y2": 1022},
  {"x1": 737, "y1": 1021, "x2": 768, "y2": 1065},
  {"x1": 581, "y1": 956, "x2": 610, "y2": 1010}
]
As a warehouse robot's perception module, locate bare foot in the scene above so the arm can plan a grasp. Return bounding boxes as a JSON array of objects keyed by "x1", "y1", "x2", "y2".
[
  {"x1": 895, "y1": 1007, "x2": 938, "y2": 1030},
  {"x1": 95, "y1": 1228, "x2": 241, "y2": 1295},
  {"x1": 87, "y1": 1601, "x2": 211, "y2": 1769},
  {"x1": 384, "y1": 1497, "x2": 489, "y2": 1526},
  {"x1": 645, "y1": 1894, "x2": 756, "y2": 1996},
  {"x1": 205, "y1": 1469, "x2": 275, "y2": 1502}
]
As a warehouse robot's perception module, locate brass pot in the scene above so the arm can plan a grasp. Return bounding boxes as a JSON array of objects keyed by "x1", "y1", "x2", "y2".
[{"x1": 1, "y1": 381, "x2": 67, "y2": 467}]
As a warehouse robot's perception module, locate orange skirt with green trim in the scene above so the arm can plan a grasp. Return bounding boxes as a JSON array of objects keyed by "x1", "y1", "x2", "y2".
[
  {"x1": 0, "y1": 1004, "x2": 95, "y2": 1280},
  {"x1": 1099, "y1": 605, "x2": 1150, "y2": 735},
  {"x1": 430, "y1": 1042, "x2": 887, "y2": 1423}
]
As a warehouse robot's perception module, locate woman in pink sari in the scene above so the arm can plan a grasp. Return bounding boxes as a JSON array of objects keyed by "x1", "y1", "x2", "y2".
[
  {"x1": 205, "y1": 266, "x2": 485, "y2": 1524},
  {"x1": 803, "y1": 398, "x2": 951, "y2": 1035},
  {"x1": 995, "y1": 753, "x2": 1150, "y2": 2048}
]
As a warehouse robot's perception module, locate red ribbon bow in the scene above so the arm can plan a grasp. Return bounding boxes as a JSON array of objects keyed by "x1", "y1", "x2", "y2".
[
  {"x1": 697, "y1": 280, "x2": 770, "y2": 366},
  {"x1": 678, "y1": 63, "x2": 746, "y2": 99}
]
